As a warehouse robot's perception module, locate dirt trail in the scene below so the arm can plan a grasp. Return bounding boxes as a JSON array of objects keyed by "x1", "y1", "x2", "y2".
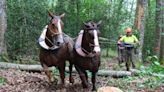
[
  {"x1": 0, "y1": 69, "x2": 108, "y2": 92},
  {"x1": 0, "y1": 68, "x2": 163, "y2": 92}
]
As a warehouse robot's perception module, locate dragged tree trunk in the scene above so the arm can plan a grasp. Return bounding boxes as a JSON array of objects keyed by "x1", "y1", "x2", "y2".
[{"x1": 0, "y1": 62, "x2": 139, "y2": 77}]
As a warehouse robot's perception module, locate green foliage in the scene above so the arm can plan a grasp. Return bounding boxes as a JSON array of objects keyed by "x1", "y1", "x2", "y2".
[
  {"x1": 51, "y1": 67, "x2": 59, "y2": 84},
  {"x1": 5, "y1": 0, "x2": 55, "y2": 62},
  {"x1": 0, "y1": 52, "x2": 9, "y2": 62},
  {"x1": 5, "y1": 0, "x2": 136, "y2": 62},
  {"x1": 107, "y1": 74, "x2": 164, "y2": 91},
  {"x1": 143, "y1": 0, "x2": 156, "y2": 60},
  {"x1": 0, "y1": 76, "x2": 6, "y2": 85},
  {"x1": 140, "y1": 55, "x2": 164, "y2": 75},
  {"x1": 138, "y1": 56, "x2": 164, "y2": 89},
  {"x1": 5, "y1": 0, "x2": 158, "y2": 64}
]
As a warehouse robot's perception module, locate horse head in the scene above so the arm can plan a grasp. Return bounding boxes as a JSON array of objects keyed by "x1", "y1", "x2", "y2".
[
  {"x1": 47, "y1": 11, "x2": 65, "y2": 48},
  {"x1": 82, "y1": 21, "x2": 102, "y2": 53}
]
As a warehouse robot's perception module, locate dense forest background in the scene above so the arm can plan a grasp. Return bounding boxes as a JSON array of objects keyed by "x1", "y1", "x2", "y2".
[
  {"x1": 0, "y1": 0, "x2": 164, "y2": 92},
  {"x1": 0, "y1": 0, "x2": 163, "y2": 64}
]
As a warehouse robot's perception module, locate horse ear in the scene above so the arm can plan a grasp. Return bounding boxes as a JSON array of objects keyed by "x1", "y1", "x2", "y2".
[
  {"x1": 83, "y1": 22, "x2": 91, "y2": 30},
  {"x1": 60, "y1": 13, "x2": 65, "y2": 18},
  {"x1": 97, "y1": 20, "x2": 102, "y2": 26},
  {"x1": 48, "y1": 11, "x2": 53, "y2": 18},
  {"x1": 83, "y1": 22, "x2": 90, "y2": 28},
  {"x1": 83, "y1": 22, "x2": 88, "y2": 26}
]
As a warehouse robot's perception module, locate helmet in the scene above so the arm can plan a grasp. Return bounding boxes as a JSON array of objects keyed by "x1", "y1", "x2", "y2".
[{"x1": 125, "y1": 27, "x2": 132, "y2": 33}]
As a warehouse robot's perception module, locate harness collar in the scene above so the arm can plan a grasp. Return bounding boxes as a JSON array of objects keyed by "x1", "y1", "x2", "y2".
[
  {"x1": 38, "y1": 25, "x2": 59, "y2": 50},
  {"x1": 75, "y1": 30, "x2": 100, "y2": 57}
]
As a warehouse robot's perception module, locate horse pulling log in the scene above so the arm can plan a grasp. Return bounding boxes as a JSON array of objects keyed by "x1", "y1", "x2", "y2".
[
  {"x1": 69, "y1": 21, "x2": 102, "y2": 91},
  {"x1": 38, "y1": 12, "x2": 74, "y2": 84}
]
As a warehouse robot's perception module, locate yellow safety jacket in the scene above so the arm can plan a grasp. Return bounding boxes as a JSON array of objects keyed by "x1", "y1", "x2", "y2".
[{"x1": 119, "y1": 35, "x2": 138, "y2": 44}]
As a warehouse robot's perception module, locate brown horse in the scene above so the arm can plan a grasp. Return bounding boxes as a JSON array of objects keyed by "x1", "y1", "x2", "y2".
[
  {"x1": 70, "y1": 21, "x2": 102, "y2": 91},
  {"x1": 38, "y1": 12, "x2": 74, "y2": 85}
]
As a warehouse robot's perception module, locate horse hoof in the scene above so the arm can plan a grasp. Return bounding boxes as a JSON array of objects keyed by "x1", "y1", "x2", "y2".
[
  {"x1": 82, "y1": 84, "x2": 89, "y2": 88},
  {"x1": 83, "y1": 88, "x2": 90, "y2": 92},
  {"x1": 92, "y1": 88, "x2": 96, "y2": 91},
  {"x1": 69, "y1": 77, "x2": 74, "y2": 84},
  {"x1": 58, "y1": 83, "x2": 65, "y2": 88}
]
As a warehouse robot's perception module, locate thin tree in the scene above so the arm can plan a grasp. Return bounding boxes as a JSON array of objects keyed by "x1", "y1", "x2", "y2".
[
  {"x1": 157, "y1": 0, "x2": 164, "y2": 64},
  {"x1": 0, "y1": 0, "x2": 7, "y2": 56},
  {"x1": 134, "y1": 0, "x2": 148, "y2": 62},
  {"x1": 134, "y1": 0, "x2": 144, "y2": 30},
  {"x1": 154, "y1": 0, "x2": 162, "y2": 59}
]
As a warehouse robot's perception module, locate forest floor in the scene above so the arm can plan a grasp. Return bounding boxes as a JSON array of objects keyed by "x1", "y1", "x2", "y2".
[{"x1": 0, "y1": 57, "x2": 164, "y2": 92}]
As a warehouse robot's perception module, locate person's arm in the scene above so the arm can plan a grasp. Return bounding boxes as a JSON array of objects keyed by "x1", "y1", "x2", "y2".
[
  {"x1": 117, "y1": 36, "x2": 124, "y2": 44},
  {"x1": 133, "y1": 35, "x2": 139, "y2": 45}
]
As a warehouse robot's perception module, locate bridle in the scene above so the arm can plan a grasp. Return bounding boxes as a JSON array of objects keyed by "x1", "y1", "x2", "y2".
[
  {"x1": 84, "y1": 29, "x2": 100, "y2": 55},
  {"x1": 45, "y1": 26, "x2": 63, "y2": 46},
  {"x1": 38, "y1": 12, "x2": 66, "y2": 50},
  {"x1": 75, "y1": 29, "x2": 100, "y2": 57},
  {"x1": 45, "y1": 17, "x2": 64, "y2": 50}
]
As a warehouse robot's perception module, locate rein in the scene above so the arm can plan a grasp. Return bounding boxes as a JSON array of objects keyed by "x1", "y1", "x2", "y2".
[
  {"x1": 38, "y1": 25, "x2": 64, "y2": 50},
  {"x1": 45, "y1": 28, "x2": 63, "y2": 46}
]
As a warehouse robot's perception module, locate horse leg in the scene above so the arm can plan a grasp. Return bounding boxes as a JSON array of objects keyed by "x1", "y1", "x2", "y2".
[
  {"x1": 131, "y1": 50, "x2": 135, "y2": 68},
  {"x1": 125, "y1": 51, "x2": 130, "y2": 71},
  {"x1": 69, "y1": 62, "x2": 74, "y2": 84},
  {"x1": 118, "y1": 49, "x2": 121, "y2": 66},
  {"x1": 58, "y1": 62, "x2": 65, "y2": 85},
  {"x1": 75, "y1": 65, "x2": 89, "y2": 88},
  {"x1": 42, "y1": 64, "x2": 53, "y2": 83},
  {"x1": 132, "y1": 60, "x2": 136, "y2": 68},
  {"x1": 84, "y1": 71, "x2": 88, "y2": 82},
  {"x1": 122, "y1": 49, "x2": 126, "y2": 63},
  {"x1": 126, "y1": 58, "x2": 130, "y2": 71},
  {"x1": 91, "y1": 72, "x2": 97, "y2": 91}
]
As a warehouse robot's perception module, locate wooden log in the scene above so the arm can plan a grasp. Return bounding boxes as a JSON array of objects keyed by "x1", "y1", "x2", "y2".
[
  {"x1": 0, "y1": 62, "x2": 75, "y2": 72},
  {"x1": 0, "y1": 62, "x2": 141, "y2": 77},
  {"x1": 97, "y1": 70, "x2": 131, "y2": 77}
]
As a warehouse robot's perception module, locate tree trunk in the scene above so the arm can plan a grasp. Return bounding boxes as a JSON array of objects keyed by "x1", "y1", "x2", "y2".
[
  {"x1": 155, "y1": 0, "x2": 162, "y2": 59},
  {"x1": 0, "y1": 0, "x2": 7, "y2": 56},
  {"x1": 134, "y1": 0, "x2": 147, "y2": 62},
  {"x1": 159, "y1": 0, "x2": 164, "y2": 64},
  {"x1": 134, "y1": 0, "x2": 144, "y2": 30},
  {"x1": 160, "y1": 32, "x2": 164, "y2": 64}
]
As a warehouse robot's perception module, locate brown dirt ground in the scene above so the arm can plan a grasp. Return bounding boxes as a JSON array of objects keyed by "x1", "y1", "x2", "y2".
[
  {"x1": 0, "y1": 56, "x2": 163, "y2": 92},
  {"x1": 0, "y1": 68, "x2": 163, "y2": 92}
]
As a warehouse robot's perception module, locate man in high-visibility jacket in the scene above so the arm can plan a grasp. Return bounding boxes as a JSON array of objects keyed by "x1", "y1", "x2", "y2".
[
  {"x1": 117, "y1": 27, "x2": 139, "y2": 70},
  {"x1": 118, "y1": 27, "x2": 139, "y2": 44}
]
